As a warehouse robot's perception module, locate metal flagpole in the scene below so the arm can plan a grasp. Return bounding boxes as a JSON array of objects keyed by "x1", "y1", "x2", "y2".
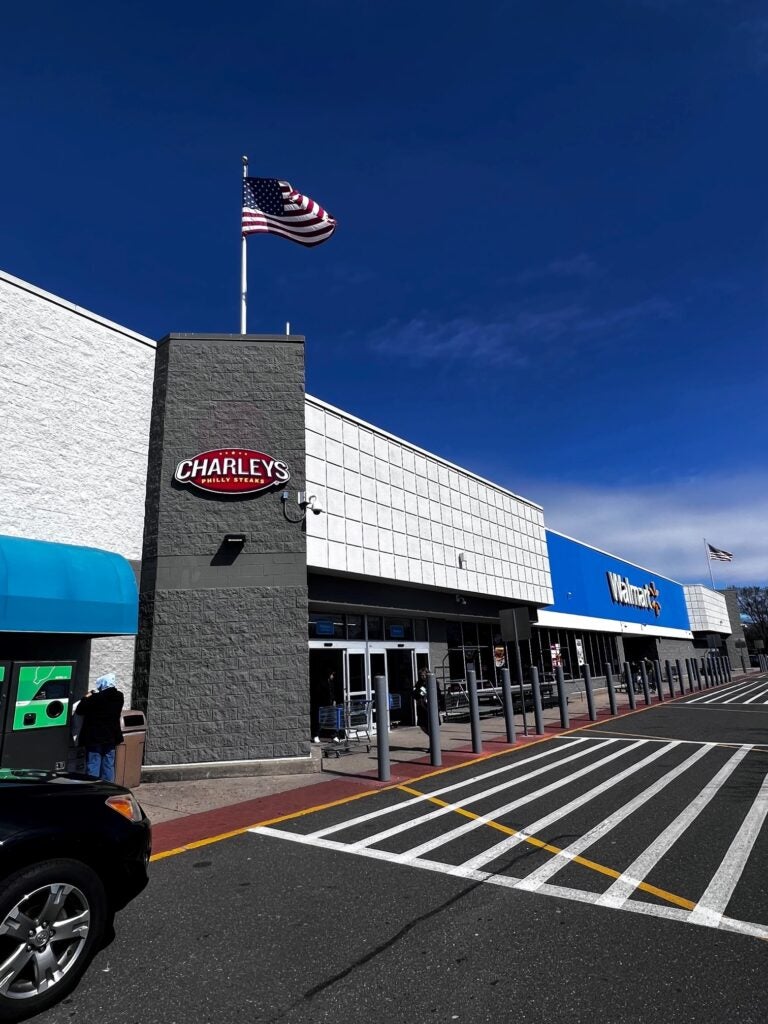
[
  {"x1": 704, "y1": 538, "x2": 716, "y2": 588},
  {"x1": 240, "y1": 155, "x2": 248, "y2": 334}
]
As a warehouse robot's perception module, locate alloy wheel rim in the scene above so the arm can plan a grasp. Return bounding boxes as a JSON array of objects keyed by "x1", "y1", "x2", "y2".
[{"x1": 0, "y1": 883, "x2": 91, "y2": 1000}]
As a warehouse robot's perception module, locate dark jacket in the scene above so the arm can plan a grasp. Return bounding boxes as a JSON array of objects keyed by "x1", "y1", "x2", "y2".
[{"x1": 76, "y1": 688, "x2": 124, "y2": 747}]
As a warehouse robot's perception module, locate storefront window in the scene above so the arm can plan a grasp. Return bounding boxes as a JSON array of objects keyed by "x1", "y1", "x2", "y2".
[
  {"x1": 309, "y1": 612, "x2": 345, "y2": 640},
  {"x1": 346, "y1": 614, "x2": 364, "y2": 640},
  {"x1": 529, "y1": 627, "x2": 619, "y2": 680},
  {"x1": 385, "y1": 617, "x2": 414, "y2": 641},
  {"x1": 414, "y1": 618, "x2": 428, "y2": 642},
  {"x1": 446, "y1": 621, "x2": 462, "y2": 649},
  {"x1": 366, "y1": 615, "x2": 383, "y2": 641},
  {"x1": 477, "y1": 623, "x2": 496, "y2": 684}
]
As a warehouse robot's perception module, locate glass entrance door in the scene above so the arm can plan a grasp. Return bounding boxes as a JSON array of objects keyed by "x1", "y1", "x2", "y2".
[
  {"x1": 386, "y1": 648, "x2": 417, "y2": 726},
  {"x1": 368, "y1": 649, "x2": 387, "y2": 731},
  {"x1": 345, "y1": 651, "x2": 368, "y2": 704}
]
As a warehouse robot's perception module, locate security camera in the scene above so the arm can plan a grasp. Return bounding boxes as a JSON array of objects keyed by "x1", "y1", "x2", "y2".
[{"x1": 299, "y1": 493, "x2": 324, "y2": 515}]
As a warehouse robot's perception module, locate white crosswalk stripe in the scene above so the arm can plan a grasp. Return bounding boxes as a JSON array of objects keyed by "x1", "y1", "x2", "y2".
[
  {"x1": 422, "y1": 740, "x2": 672, "y2": 869},
  {"x1": 309, "y1": 737, "x2": 593, "y2": 840},
  {"x1": 688, "y1": 773, "x2": 768, "y2": 927},
  {"x1": 596, "y1": 744, "x2": 752, "y2": 908},
  {"x1": 681, "y1": 679, "x2": 768, "y2": 706},
  {"x1": 515, "y1": 741, "x2": 713, "y2": 892},
  {"x1": 250, "y1": 735, "x2": 768, "y2": 940},
  {"x1": 354, "y1": 739, "x2": 636, "y2": 853}
]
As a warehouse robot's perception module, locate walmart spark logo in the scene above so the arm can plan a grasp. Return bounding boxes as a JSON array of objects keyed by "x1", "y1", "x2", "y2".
[{"x1": 606, "y1": 573, "x2": 662, "y2": 617}]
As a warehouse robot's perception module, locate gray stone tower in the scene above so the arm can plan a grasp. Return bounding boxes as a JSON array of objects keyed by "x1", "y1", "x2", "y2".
[{"x1": 134, "y1": 333, "x2": 309, "y2": 774}]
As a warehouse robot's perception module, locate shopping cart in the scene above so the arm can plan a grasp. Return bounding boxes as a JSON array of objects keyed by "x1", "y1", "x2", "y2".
[{"x1": 318, "y1": 700, "x2": 373, "y2": 758}]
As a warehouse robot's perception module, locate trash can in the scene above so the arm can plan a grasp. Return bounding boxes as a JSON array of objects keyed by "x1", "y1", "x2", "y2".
[{"x1": 114, "y1": 710, "x2": 147, "y2": 788}]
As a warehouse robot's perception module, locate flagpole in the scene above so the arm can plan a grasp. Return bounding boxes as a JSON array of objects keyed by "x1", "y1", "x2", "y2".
[
  {"x1": 704, "y1": 537, "x2": 716, "y2": 589},
  {"x1": 240, "y1": 155, "x2": 248, "y2": 334}
]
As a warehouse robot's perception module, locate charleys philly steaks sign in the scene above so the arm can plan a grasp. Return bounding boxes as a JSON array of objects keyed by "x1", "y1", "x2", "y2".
[{"x1": 174, "y1": 448, "x2": 291, "y2": 496}]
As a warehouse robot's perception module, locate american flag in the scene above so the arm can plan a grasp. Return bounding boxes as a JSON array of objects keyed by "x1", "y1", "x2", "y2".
[
  {"x1": 708, "y1": 543, "x2": 733, "y2": 562},
  {"x1": 241, "y1": 178, "x2": 336, "y2": 247}
]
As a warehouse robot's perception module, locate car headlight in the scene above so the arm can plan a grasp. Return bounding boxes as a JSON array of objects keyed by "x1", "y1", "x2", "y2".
[{"x1": 105, "y1": 793, "x2": 143, "y2": 822}]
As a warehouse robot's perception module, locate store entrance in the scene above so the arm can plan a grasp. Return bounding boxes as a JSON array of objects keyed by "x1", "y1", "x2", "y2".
[
  {"x1": 308, "y1": 646, "x2": 389, "y2": 737},
  {"x1": 623, "y1": 638, "x2": 658, "y2": 666},
  {"x1": 308, "y1": 643, "x2": 429, "y2": 734},
  {"x1": 308, "y1": 649, "x2": 344, "y2": 740},
  {"x1": 386, "y1": 649, "x2": 416, "y2": 726}
]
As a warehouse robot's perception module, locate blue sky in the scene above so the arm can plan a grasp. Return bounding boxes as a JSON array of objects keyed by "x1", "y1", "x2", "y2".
[{"x1": 3, "y1": 0, "x2": 766, "y2": 585}]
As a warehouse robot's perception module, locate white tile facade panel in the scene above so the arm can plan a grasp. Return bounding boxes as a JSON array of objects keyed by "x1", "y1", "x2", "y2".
[
  {"x1": 684, "y1": 585, "x2": 732, "y2": 634},
  {"x1": 304, "y1": 396, "x2": 553, "y2": 605}
]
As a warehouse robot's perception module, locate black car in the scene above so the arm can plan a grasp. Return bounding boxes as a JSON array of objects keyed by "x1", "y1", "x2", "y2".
[{"x1": 0, "y1": 770, "x2": 151, "y2": 1021}]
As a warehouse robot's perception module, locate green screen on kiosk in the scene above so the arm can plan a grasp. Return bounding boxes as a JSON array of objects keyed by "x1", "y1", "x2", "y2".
[{"x1": 13, "y1": 664, "x2": 73, "y2": 731}]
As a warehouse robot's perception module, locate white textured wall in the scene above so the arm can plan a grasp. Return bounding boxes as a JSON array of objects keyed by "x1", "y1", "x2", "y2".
[
  {"x1": 0, "y1": 271, "x2": 155, "y2": 556},
  {"x1": 684, "y1": 585, "x2": 731, "y2": 634},
  {"x1": 305, "y1": 397, "x2": 553, "y2": 605},
  {"x1": 0, "y1": 271, "x2": 156, "y2": 693}
]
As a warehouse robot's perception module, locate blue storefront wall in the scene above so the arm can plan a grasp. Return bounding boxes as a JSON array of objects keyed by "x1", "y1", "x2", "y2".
[{"x1": 545, "y1": 530, "x2": 690, "y2": 632}]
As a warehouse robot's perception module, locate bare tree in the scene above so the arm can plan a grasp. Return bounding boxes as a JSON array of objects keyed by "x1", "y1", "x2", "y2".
[{"x1": 738, "y1": 587, "x2": 768, "y2": 648}]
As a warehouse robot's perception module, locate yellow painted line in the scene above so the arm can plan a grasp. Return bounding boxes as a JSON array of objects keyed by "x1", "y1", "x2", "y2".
[
  {"x1": 149, "y1": 696, "x2": 684, "y2": 863},
  {"x1": 398, "y1": 783, "x2": 695, "y2": 911},
  {"x1": 151, "y1": 827, "x2": 252, "y2": 861}
]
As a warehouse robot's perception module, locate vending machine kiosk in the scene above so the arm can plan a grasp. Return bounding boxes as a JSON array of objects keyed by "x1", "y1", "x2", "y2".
[{"x1": 0, "y1": 661, "x2": 81, "y2": 771}]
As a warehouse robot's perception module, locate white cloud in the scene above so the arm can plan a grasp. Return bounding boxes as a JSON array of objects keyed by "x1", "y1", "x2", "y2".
[
  {"x1": 367, "y1": 298, "x2": 673, "y2": 368},
  {"x1": 514, "y1": 472, "x2": 768, "y2": 587},
  {"x1": 515, "y1": 253, "x2": 601, "y2": 285}
]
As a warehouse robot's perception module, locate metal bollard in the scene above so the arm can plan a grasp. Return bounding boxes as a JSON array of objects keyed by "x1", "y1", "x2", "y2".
[
  {"x1": 688, "y1": 659, "x2": 700, "y2": 692},
  {"x1": 374, "y1": 675, "x2": 390, "y2": 782},
  {"x1": 639, "y1": 662, "x2": 652, "y2": 706},
  {"x1": 665, "y1": 661, "x2": 675, "y2": 700},
  {"x1": 623, "y1": 662, "x2": 636, "y2": 710},
  {"x1": 500, "y1": 667, "x2": 516, "y2": 744},
  {"x1": 530, "y1": 666, "x2": 545, "y2": 735},
  {"x1": 605, "y1": 663, "x2": 617, "y2": 716},
  {"x1": 700, "y1": 658, "x2": 709, "y2": 688},
  {"x1": 555, "y1": 666, "x2": 570, "y2": 729},
  {"x1": 582, "y1": 664, "x2": 596, "y2": 721},
  {"x1": 692, "y1": 658, "x2": 702, "y2": 691},
  {"x1": 675, "y1": 659, "x2": 685, "y2": 697},
  {"x1": 725, "y1": 657, "x2": 732, "y2": 681},
  {"x1": 426, "y1": 672, "x2": 442, "y2": 767},
  {"x1": 513, "y1": 647, "x2": 529, "y2": 737},
  {"x1": 653, "y1": 661, "x2": 664, "y2": 703},
  {"x1": 467, "y1": 668, "x2": 483, "y2": 754},
  {"x1": 740, "y1": 654, "x2": 747, "y2": 673}
]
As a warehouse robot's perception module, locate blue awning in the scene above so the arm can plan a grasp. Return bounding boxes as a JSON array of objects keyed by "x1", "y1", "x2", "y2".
[{"x1": 0, "y1": 535, "x2": 138, "y2": 635}]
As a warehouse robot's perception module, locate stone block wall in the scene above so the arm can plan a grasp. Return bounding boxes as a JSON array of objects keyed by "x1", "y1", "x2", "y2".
[{"x1": 134, "y1": 334, "x2": 309, "y2": 767}]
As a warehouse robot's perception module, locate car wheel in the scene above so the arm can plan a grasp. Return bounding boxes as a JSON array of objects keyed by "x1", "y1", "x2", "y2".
[{"x1": 0, "y1": 859, "x2": 106, "y2": 1021}]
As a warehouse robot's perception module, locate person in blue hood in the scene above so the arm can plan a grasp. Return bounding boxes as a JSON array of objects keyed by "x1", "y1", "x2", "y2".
[{"x1": 75, "y1": 674, "x2": 124, "y2": 782}]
